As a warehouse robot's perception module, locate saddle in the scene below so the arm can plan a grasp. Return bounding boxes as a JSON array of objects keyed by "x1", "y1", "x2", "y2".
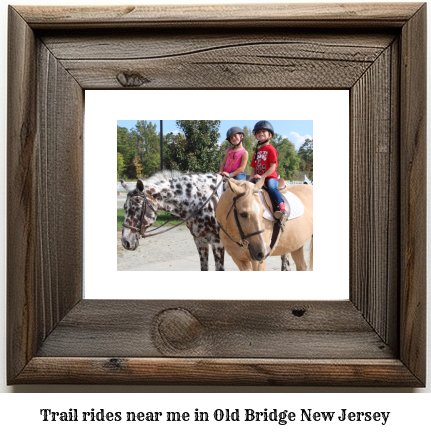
[
  {"x1": 261, "y1": 179, "x2": 290, "y2": 222},
  {"x1": 260, "y1": 188, "x2": 305, "y2": 221}
]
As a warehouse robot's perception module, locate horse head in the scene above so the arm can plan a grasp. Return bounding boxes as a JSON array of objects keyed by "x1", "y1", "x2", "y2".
[
  {"x1": 121, "y1": 179, "x2": 158, "y2": 251},
  {"x1": 217, "y1": 177, "x2": 269, "y2": 262}
]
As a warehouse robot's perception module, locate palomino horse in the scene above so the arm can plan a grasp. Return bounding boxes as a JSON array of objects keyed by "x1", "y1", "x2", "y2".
[
  {"x1": 121, "y1": 170, "x2": 226, "y2": 271},
  {"x1": 216, "y1": 177, "x2": 313, "y2": 271}
]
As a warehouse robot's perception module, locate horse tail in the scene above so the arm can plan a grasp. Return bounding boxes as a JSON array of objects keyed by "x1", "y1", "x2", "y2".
[{"x1": 308, "y1": 235, "x2": 313, "y2": 271}]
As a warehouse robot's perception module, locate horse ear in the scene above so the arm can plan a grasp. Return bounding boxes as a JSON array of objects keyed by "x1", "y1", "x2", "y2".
[
  {"x1": 121, "y1": 179, "x2": 134, "y2": 194},
  {"x1": 254, "y1": 177, "x2": 265, "y2": 191},
  {"x1": 137, "y1": 179, "x2": 145, "y2": 194},
  {"x1": 227, "y1": 178, "x2": 244, "y2": 196}
]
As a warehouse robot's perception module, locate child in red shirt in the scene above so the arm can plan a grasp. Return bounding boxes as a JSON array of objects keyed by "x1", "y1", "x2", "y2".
[{"x1": 250, "y1": 121, "x2": 287, "y2": 219}]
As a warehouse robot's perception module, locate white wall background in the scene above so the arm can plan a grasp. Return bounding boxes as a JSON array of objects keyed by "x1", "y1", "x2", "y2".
[{"x1": 0, "y1": 0, "x2": 429, "y2": 422}]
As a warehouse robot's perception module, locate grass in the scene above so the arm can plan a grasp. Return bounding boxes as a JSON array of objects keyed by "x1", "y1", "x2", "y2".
[{"x1": 117, "y1": 208, "x2": 179, "y2": 231}]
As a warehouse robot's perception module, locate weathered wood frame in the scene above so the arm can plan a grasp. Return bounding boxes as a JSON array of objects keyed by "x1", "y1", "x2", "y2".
[{"x1": 7, "y1": 4, "x2": 426, "y2": 386}]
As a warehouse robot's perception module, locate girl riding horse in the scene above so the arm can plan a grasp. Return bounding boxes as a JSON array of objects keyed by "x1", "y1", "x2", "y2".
[{"x1": 249, "y1": 120, "x2": 287, "y2": 220}]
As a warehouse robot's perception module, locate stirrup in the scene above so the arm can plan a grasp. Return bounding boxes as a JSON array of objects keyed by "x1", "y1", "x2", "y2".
[
  {"x1": 279, "y1": 214, "x2": 288, "y2": 225},
  {"x1": 274, "y1": 209, "x2": 286, "y2": 219},
  {"x1": 274, "y1": 210, "x2": 288, "y2": 225}
]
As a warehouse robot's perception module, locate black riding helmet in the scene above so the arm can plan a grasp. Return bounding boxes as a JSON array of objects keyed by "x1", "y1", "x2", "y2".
[
  {"x1": 226, "y1": 126, "x2": 245, "y2": 148},
  {"x1": 252, "y1": 120, "x2": 274, "y2": 137},
  {"x1": 252, "y1": 121, "x2": 274, "y2": 163},
  {"x1": 226, "y1": 126, "x2": 244, "y2": 141}
]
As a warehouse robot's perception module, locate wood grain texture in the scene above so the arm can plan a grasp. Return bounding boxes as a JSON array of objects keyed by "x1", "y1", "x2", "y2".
[
  {"x1": 7, "y1": 3, "x2": 426, "y2": 386},
  {"x1": 7, "y1": 6, "x2": 38, "y2": 381},
  {"x1": 16, "y1": 358, "x2": 422, "y2": 386},
  {"x1": 35, "y1": 40, "x2": 84, "y2": 334},
  {"x1": 399, "y1": 4, "x2": 427, "y2": 384},
  {"x1": 40, "y1": 30, "x2": 395, "y2": 89},
  {"x1": 15, "y1": 3, "x2": 423, "y2": 28},
  {"x1": 7, "y1": 6, "x2": 83, "y2": 383},
  {"x1": 40, "y1": 31, "x2": 395, "y2": 60},
  {"x1": 350, "y1": 46, "x2": 398, "y2": 347},
  {"x1": 47, "y1": 31, "x2": 395, "y2": 89},
  {"x1": 36, "y1": 300, "x2": 393, "y2": 359}
]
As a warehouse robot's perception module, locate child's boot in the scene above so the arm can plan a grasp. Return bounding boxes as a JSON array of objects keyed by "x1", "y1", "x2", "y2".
[{"x1": 274, "y1": 201, "x2": 288, "y2": 220}]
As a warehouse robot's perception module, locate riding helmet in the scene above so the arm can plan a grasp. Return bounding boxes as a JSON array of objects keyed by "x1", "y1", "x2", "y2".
[
  {"x1": 253, "y1": 120, "x2": 274, "y2": 136},
  {"x1": 226, "y1": 126, "x2": 244, "y2": 141}
]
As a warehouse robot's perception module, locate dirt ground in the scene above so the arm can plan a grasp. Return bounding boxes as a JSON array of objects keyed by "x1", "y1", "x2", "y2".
[{"x1": 117, "y1": 227, "x2": 311, "y2": 271}]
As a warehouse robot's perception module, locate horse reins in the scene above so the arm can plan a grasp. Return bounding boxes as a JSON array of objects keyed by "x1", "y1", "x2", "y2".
[
  {"x1": 122, "y1": 177, "x2": 224, "y2": 239},
  {"x1": 217, "y1": 190, "x2": 265, "y2": 252}
]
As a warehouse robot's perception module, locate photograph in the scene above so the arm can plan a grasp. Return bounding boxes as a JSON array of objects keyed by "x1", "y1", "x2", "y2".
[{"x1": 117, "y1": 119, "x2": 314, "y2": 272}]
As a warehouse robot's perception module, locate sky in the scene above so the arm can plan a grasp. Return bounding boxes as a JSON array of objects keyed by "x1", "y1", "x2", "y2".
[{"x1": 117, "y1": 120, "x2": 313, "y2": 150}]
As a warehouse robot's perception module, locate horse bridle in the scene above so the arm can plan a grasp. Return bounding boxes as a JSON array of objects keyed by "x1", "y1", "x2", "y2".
[
  {"x1": 122, "y1": 177, "x2": 224, "y2": 239},
  {"x1": 122, "y1": 191, "x2": 159, "y2": 236},
  {"x1": 218, "y1": 190, "x2": 265, "y2": 254}
]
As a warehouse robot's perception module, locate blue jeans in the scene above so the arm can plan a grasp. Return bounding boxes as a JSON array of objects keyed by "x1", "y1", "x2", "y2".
[
  {"x1": 266, "y1": 178, "x2": 284, "y2": 204},
  {"x1": 233, "y1": 171, "x2": 246, "y2": 180}
]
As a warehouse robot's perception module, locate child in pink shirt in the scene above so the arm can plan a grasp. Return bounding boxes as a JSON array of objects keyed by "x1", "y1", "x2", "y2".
[{"x1": 218, "y1": 127, "x2": 249, "y2": 180}]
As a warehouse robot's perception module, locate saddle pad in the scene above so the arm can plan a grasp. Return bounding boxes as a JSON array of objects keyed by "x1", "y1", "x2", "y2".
[{"x1": 259, "y1": 190, "x2": 305, "y2": 221}]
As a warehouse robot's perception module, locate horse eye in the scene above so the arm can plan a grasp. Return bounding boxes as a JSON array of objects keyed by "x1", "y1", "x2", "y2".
[{"x1": 240, "y1": 212, "x2": 248, "y2": 218}]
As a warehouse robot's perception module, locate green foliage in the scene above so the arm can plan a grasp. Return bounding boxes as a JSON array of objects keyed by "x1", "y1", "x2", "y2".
[
  {"x1": 297, "y1": 138, "x2": 313, "y2": 180},
  {"x1": 132, "y1": 156, "x2": 143, "y2": 178},
  {"x1": 164, "y1": 120, "x2": 221, "y2": 173},
  {"x1": 133, "y1": 121, "x2": 161, "y2": 178},
  {"x1": 270, "y1": 133, "x2": 300, "y2": 180},
  {"x1": 118, "y1": 121, "x2": 313, "y2": 182},
  {"x1": 298, "y1": 138, "x2": 313, "y2": 166},
  {"x1": 117, "y1": 126, "x2": 137, "y2": 179},
  {"x1": 117, "y1": 122, "x2": 162, "y2": 180},
  {"x1": 242, "y1": 126, "x2": 256, "y2": 174},
  {"x1": 117, "y1": 152, "x2": 125, "y2": 180}
]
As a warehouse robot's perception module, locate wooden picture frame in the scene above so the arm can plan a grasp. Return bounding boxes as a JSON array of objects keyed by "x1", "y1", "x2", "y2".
[{"x1": 7, "y1": 3, "x2": 426, "y2": 386}]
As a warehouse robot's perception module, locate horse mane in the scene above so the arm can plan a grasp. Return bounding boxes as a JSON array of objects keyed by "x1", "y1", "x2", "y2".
[
  {"x1": 142, "y1": 170, "x2": 185, "y2": 184},
  {"x1": 142, "y1": 170, "x2": 216, "y2": 184},
  {"x1": 228, "y1": 180, "x2": 253, "y2": 201}
]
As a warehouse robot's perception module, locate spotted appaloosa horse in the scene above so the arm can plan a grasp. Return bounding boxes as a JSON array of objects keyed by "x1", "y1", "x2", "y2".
[{"x1": 121, "y1": 170, "x2": 225, "y2": 271}]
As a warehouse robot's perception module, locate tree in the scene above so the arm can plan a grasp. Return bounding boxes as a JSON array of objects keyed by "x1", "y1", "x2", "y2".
[
  {"x1": 271, "y1": 133, "x2": 300, "y2": 180},
  {"x1": 165, "y1": 120, "x2": 221, "y2": 172},
  {"x1": 117, "y1": 125, "x2": 138, "y2": 180},
  {"x1": 132, "y1": 121, "x2": 160, "y2": 178},
  {"x1": 132, "y1": 156, "x2": 143, "y2": 179},
  {"x1": 298, "y1": 138, "x2": 313, "y2": 180},
  {"x1": 117, "y1": 152, "x2": 125, "y2": 180}
]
